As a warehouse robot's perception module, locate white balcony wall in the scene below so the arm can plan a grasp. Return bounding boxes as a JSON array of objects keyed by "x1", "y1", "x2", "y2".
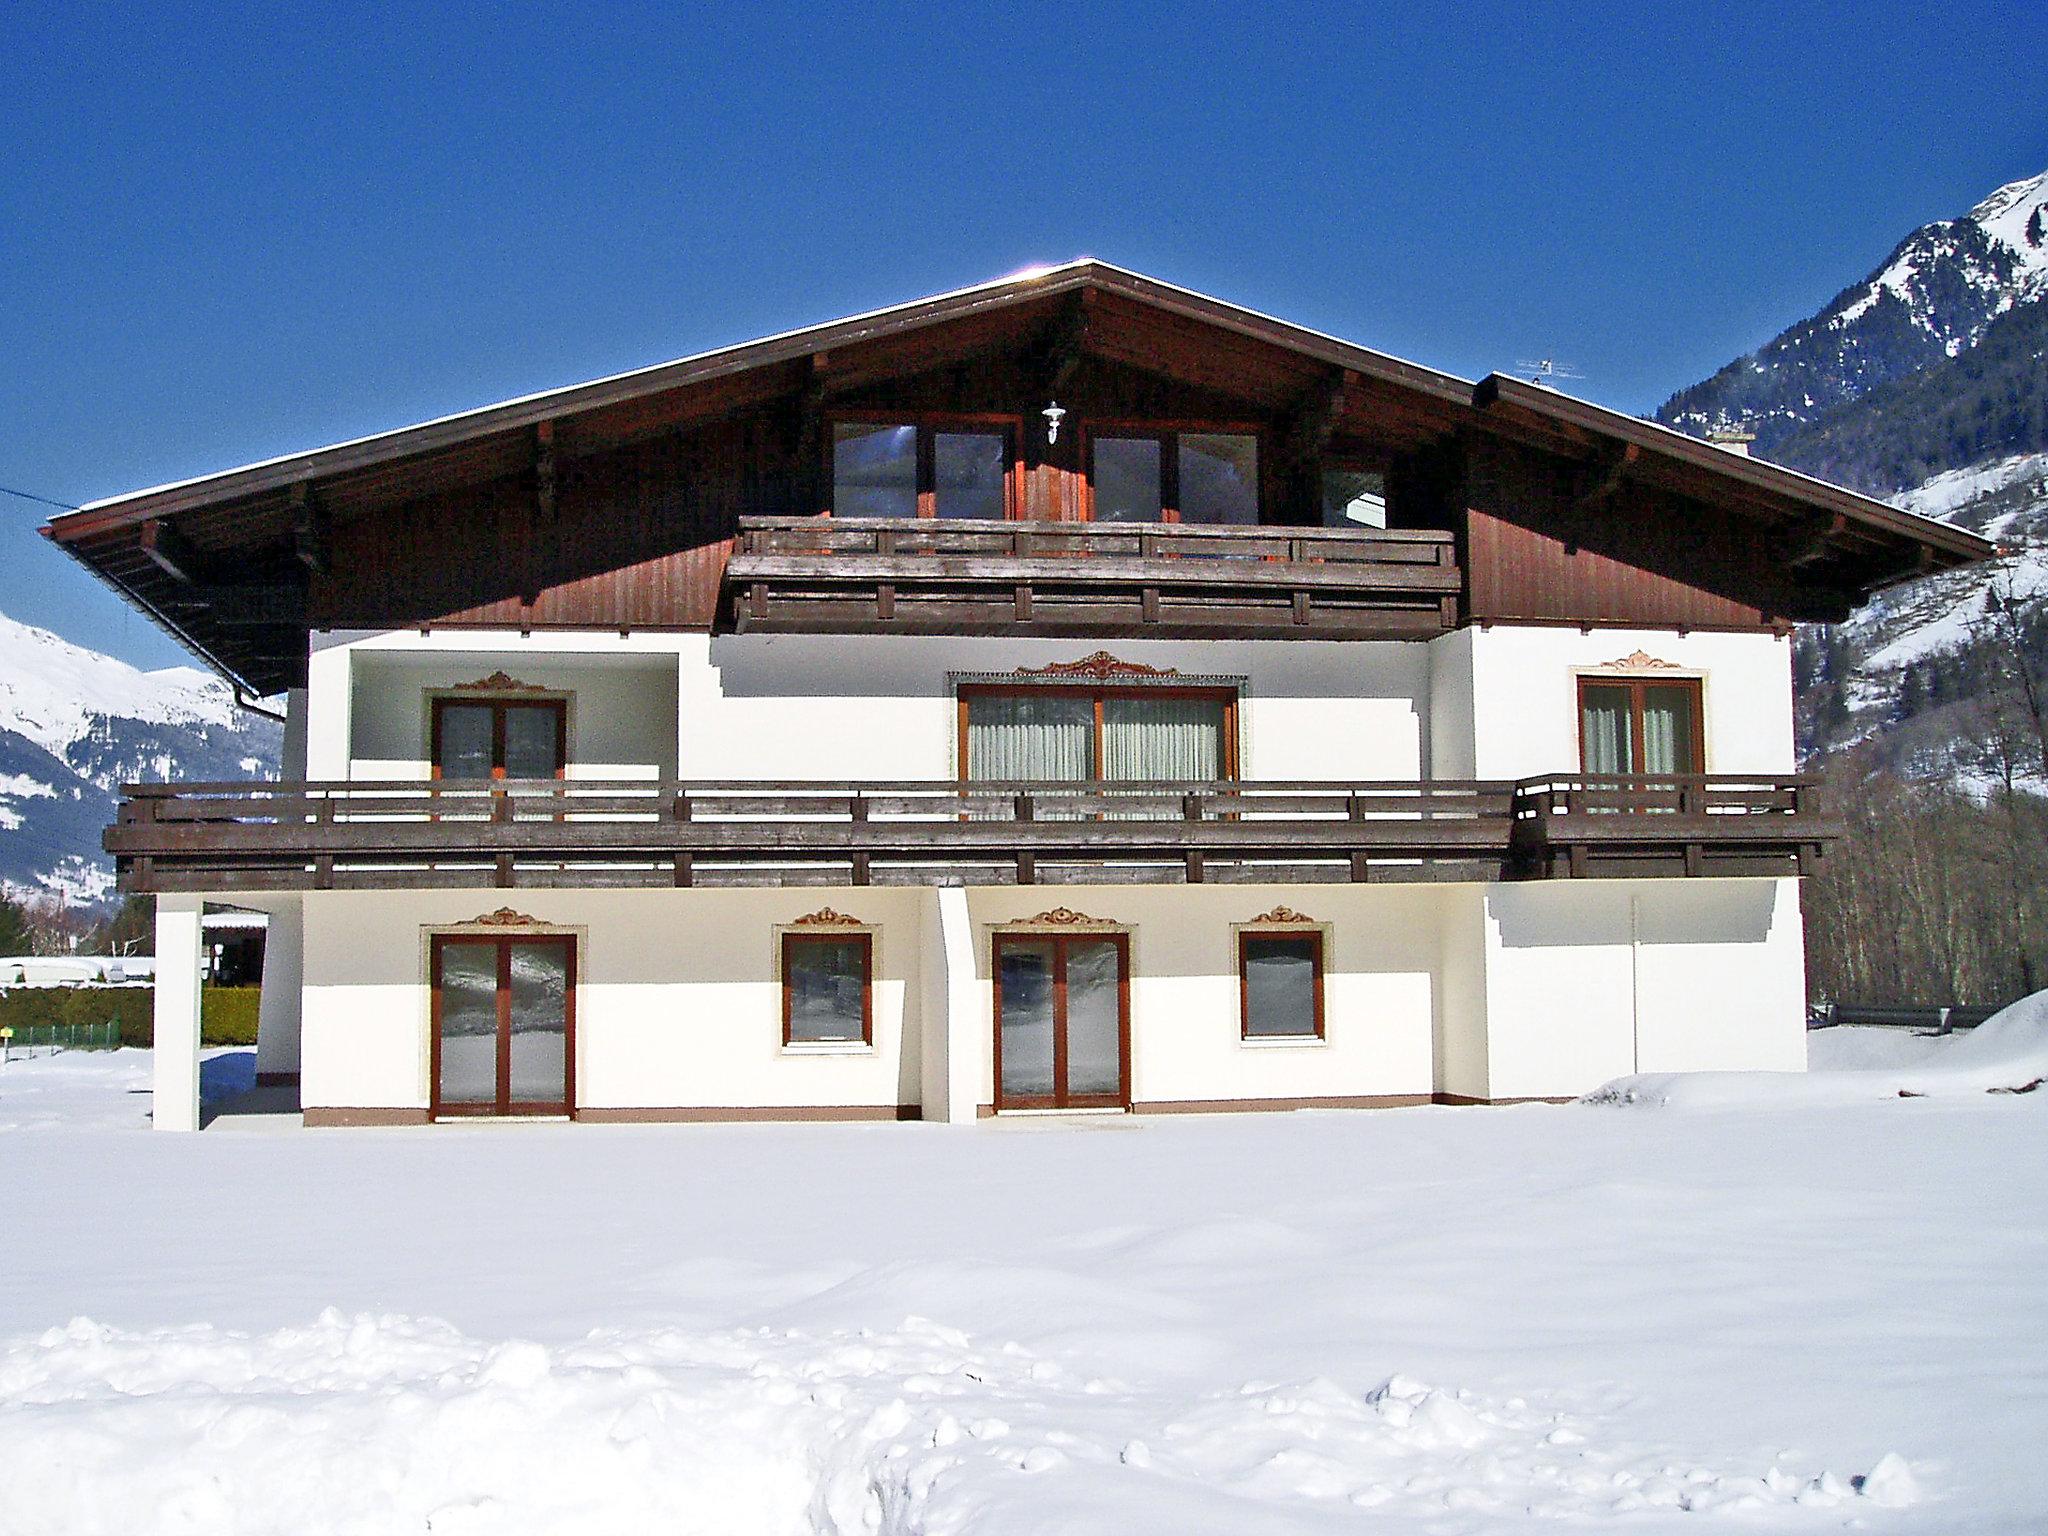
[
  {"x1": 306, "y1": 623, "x2": 1793, "y2": 790},
  {"x1": 1427, "y1": 624, "x2": 1798, "y2": 781}
]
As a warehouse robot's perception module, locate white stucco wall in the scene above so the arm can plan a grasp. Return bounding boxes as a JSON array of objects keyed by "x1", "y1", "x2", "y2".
[
  {"x1": 299, "y1": 888, "x2": 922, "y2": 1113},
  {"x1": 957, "y1": 886, "x2": 1440, "y2": 1110},
  {"x1": 307, "y1": 629, "x2": 1434, "y2": 785},
  {"x1": 1436, "y1": 624, "x2": 1798, "y2": 780},
  {"x1": 1452, "y1": 876, "x2": 1808, "y2": 1102}
]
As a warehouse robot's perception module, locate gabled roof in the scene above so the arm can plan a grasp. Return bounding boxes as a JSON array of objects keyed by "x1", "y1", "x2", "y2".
[{"x1": 44, "y1": 259, "x2": 1997, "y2": 694}]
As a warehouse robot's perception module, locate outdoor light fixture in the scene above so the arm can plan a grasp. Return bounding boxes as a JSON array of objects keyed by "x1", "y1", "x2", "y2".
[{"x1": 1042, "y1": 401, "x2": 1066, "y2": 444}]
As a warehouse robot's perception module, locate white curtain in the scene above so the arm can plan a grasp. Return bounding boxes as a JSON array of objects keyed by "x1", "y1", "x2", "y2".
[
  {"x1": 1641, "y1": 685, "x2": 1694, "y2": 775},
  {"x1": 1101, "y1": 697, "x2": 1226, "y2": 780},
  {"x1": 966, "y1": 694, "x2": 1093, "y2": 780},
  {"x1": 1580, "y1": 686, "x2": 1632, "y2": 775}
]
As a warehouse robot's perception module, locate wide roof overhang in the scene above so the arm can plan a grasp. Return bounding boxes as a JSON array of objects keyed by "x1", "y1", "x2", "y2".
[{"x1": 44, "y1": 259, "x2": 1997, "y2": 696}]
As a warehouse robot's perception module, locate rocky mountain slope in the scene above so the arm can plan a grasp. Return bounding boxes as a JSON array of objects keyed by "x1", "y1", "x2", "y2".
[
  {"x1": 1655, "y1": 167, "x2": 2048, "y2": 786},
  {"x1": 1659, "y1": 170, "x2": 2048, "y2": 458},
  {"x1": 0, "y1": 610, "x2": 279, "y2": 903}
]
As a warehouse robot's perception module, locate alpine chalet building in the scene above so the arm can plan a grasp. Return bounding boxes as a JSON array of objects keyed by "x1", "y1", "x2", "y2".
[{"x1": 45, "y1": 263, "x2": 1994, "y2": 1128}]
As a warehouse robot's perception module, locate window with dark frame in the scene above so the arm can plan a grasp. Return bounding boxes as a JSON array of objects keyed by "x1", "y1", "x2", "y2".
[
  {"x1": 781, "y1": 931, "x2": 873, "y2": 1046},
  {"x1": 1087, "y1": 428, "x2": 1260, "y2": 524},
  {"x1": 1577, "y1": 677, "x2": 1704, "y2": 776},
  {"x1": 430, "y1": 697, "x2": 567, "y2": 780},
  {"x1": 830, "y1": 418, "x2": 1017, "y2": 520},
  {"x1": 1239, "y1": 929, "x2": 1325, "y2": 1040},
  {"x1": 958, "y1": 684, "x2": 1238, "y2": 784}
]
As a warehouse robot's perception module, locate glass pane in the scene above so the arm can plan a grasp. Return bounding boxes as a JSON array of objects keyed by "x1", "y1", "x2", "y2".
[
  {"x1": 1580, "y1": 684, "x2": 1634, "y2": 775},
  {"x1": 1064, "y1": 940, "x2": 1123, "y2": 1098},
  {"x1": 437, "y1": 941, "x2": 499, "y2": 1106},
  {"x1": 786, "y1": 937, "x2": 867, "y2": 1043},
  {"x1": 998, "y1": 941, "x2": 1056, "y2": 1100},
  {"x1": 437, "y1": 704, "x2": 494, "y2": 780},
  {"x1": 505, "y1": 940, "x2": 569, "y2": 1107},
  {"x1": 1322, "y1": 468, "x2": 1387, "y2": 528},
  {"x1": 934, "y1": 432, "x2": 1006, "y2": 520},
  {"x1": 965, "y1": 693, "x2": 1094, "y2": 780},
  {"x1": 833, "y1": 423, "x2": 917, "y2": 518},
  {"x1": 1102, "y1": 696, "x2": 1226, "y2": 781},
  {"x1": 1092, "y1": 437, "x2": 1163, "y2": 523},
  {"x1": 1243, "y1": 935, "x2": 1319, "y2": 1038},
  {"x1": 1178, "y1": 434, "x2": 1259, "y2": 525},
  {"x1": 1642, "y1": 685, "x2": 1698, "y2": 776},
  {"x1": 502, "y1": 705, "x2": 561, "y2": 780}
]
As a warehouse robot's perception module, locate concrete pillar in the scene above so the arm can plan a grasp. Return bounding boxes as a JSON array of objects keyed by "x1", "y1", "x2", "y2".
[
  {"x1": 153, "y1": 895, "x2": 205, "y2": 1131},
  {"x1": 281, "y1": 687, "x2": 309, "y2": 780},
  {"x1": 917, "y1": 886, "x2": 983, "y2": 1124},
  {"x1": 304, "y1": 642, "x2": 352, "y2": 780},
  {"x1": 254, "y1": 897, "x2": 303, "y2": 1083}
]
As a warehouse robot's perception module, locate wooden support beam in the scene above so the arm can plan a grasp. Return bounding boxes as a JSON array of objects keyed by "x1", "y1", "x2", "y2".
[
  {"x1": 1775, "y1": 512, "x2": 1848, "y2": 569},
  {"x1": 1278, "y1": 368, "x2": 1349, "y2": 469},
  {"x1": 1033, "y1": 290, "x2": 1091, "y2": 397},
  {"x1": 290, "y1": 483, "x2": 330, "y2": 575},
  {"x1": 534, "y1": 420, "x2": 558, "y2": 523},
  {"x1": 139, "y1": 520, "x2": 204, "y2": 584},
  {"x1": 1573, "y1": 441, "x2": 1641, "y2": 513}
]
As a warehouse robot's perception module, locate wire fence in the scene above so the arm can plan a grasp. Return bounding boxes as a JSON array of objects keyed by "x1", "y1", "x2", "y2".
[{"x1": 0, "y1": 1020, "x2": 124, "y2": 1060}]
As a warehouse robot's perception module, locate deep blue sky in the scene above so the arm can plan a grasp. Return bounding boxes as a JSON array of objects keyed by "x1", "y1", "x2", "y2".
[{"x1": 4, "y1": 1, "x2": 2043, "y2": 669}]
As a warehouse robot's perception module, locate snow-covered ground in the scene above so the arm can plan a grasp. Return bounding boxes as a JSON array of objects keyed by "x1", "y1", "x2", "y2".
[{"x1": 0, "y1": 1033, "x2": 2042, "y2": 1534}]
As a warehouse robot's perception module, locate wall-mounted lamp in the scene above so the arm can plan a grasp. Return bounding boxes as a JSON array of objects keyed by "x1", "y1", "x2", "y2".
[{"x1": 1042, "y1": 401, "x2": 1066, "y2": 445}]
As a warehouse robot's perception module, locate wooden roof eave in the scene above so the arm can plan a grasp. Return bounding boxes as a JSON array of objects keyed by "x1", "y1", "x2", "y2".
[
  {"x1": 1473, "y1": 374, "x2": 1995, "y2": 571},
  {"x1": 45, "y1": 261, "x2": 1477, "y2": 543}
]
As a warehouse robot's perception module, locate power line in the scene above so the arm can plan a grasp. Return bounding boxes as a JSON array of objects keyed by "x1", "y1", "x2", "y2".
[{"x1": 0, "y1": 483, "x2": 83, "y2": 513}]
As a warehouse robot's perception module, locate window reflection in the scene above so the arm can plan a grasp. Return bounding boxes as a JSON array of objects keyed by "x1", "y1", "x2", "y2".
[
  {"x1": 1092, "y1": 437, "x2": 1163, "y2": 522},
  {"x1": 833, "y1": 423, "x2": 917, "y2": 518},
  {"x1": 934, "y1": 432, "x2": 1007, "y2": 519},
  {"x1": 1178, "y1": 434, "x2": 1258, "y2": 525}
]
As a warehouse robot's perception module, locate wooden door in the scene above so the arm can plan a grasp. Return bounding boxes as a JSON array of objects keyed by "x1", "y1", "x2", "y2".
[
  {"x1": 993, "y1": 932, "x2": 1129, "y2": 1111},
  {"x1": 430, "y1": 934, "x2": 575, "y2": 1117}
]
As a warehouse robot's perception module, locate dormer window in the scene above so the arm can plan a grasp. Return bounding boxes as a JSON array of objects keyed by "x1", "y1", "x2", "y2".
[
  {"x1": 830, "y1": 418, "x2": 1016, "y2": 519},
  {"x1": 1088, "y1": 427, "x2": 1259, "y2": 524}
]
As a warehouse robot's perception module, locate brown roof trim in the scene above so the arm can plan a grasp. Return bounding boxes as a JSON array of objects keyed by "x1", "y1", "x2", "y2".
[
  {"x1": 45, "y1": 263, "x2": 1994, "y2": 572},
  {"x1": 46, "y1": 260, "x2": 1474, "y2": 540},
  {"x1": 1473, "y1": 374, "x2": 1995, "y2": 566}
]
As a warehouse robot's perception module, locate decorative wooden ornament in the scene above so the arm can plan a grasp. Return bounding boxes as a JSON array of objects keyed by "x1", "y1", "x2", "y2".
[{"x1": 1019, "y1": 651, "x2": 1180, "y2": 680}]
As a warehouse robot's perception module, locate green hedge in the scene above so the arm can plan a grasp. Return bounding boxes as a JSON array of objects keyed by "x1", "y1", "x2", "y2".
[{"x1": 0, "y1": 986, "x2": 261, "y2": 1047}]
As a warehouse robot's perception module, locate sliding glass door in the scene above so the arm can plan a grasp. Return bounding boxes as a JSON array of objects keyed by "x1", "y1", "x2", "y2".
[
  {"x1": 431, "y1": 935, "x2": 574, "y2": 1117},
  {"x1": 994, "y1": 932, "x2": 1129, "y2": 1110}
]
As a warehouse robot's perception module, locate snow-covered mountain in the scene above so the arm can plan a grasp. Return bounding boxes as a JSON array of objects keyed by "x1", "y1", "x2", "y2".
[
  {"x1": 1656, "y1": 165, "x2": 2048, "y2": 787},
  {"x1": 0, "y1": 610, "x2": 280, "y2": 903},
  {"x1": 1659, "y1": 169, "x2": 2048, "y2": 456}
]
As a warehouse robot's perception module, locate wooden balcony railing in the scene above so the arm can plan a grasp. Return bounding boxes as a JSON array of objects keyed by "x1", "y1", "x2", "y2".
[
  {"x1": 720, "y1": 516, "x2": 1461, "y2": 641},
  {"x1": 1509, "y1": 773, "x2": 1834, "y2": 879},
  {"x1": 107, "y1": 774, "x2": 1833, "y2": 894}
]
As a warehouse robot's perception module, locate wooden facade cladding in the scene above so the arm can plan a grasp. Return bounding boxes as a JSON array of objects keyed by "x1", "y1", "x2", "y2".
[
  {"x1": 44, "y1": 262, "x2": 1994, "y2": 694},
  {"x1": 107, "y1": 774, "x2": 1837, "y2": 894},
  {"x1": 1460, "y1": 434, "x2": 1840, "y2": 629}
]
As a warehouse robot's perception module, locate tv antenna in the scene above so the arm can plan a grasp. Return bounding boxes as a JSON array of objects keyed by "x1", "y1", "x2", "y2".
[{"x1": 1514, "y1": 357, "x2": 1584, "y2": 388}]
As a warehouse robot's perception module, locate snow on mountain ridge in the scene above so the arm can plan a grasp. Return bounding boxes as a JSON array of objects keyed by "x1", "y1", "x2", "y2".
[{"x1": 0, "y1": 609, "x2": 235, "y2": 762}]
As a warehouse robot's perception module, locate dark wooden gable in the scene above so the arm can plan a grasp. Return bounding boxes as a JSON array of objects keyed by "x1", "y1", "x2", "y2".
[{"x1": 45, "y1": 262, "x2": 1992, "y2": 693}]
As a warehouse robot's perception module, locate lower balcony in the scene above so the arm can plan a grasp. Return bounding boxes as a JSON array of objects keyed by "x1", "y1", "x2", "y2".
[
  {"x1": 719, "y1": 516, "x2": 1461, "y2": 641},
  {"x1": 108, "y1": 775, "x2": 1835, "y2": 893}
]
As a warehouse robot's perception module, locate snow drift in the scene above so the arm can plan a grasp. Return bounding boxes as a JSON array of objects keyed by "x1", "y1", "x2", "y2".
[
  {"x1": 0, "y1": 1311, "x2": 1918, "y2": 1535},
  {"x1": 1589, "y1": 989, "x2": 2048, "y2": 1109}
]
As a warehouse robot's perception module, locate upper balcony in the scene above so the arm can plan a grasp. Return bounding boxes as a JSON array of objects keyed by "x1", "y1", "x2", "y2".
[
  {"x1": 105, "y1": 773, "x2": 1834, "y2": 895},
  {"x1": 719, "y1": 517, "x2": 1462, "y2": 642}
]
